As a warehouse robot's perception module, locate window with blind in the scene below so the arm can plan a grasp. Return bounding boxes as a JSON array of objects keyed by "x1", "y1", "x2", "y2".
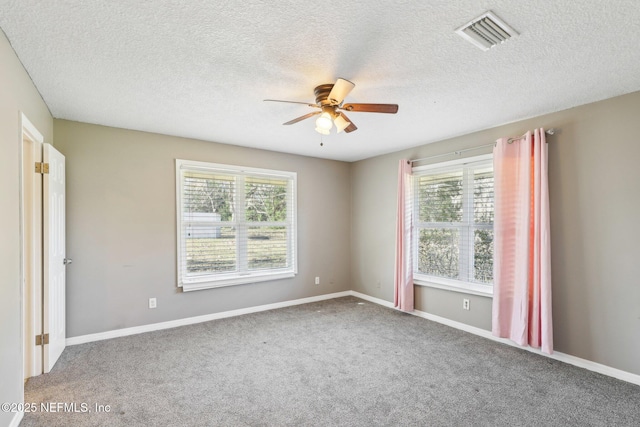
[
  {"x1": 413, "y1": 155, "x2": 494, "y2": 295},
  {"x1": 176, "y1": 160, "x2": 297, "y2": 291}
]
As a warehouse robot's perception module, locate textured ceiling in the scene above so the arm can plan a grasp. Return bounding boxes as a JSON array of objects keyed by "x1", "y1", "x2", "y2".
[{"x1": 2, "y1": 1, "x2": 640, "y2": 161}]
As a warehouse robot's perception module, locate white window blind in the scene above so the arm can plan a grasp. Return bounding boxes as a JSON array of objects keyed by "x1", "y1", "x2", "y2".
[
  {"x1": 176, "y1": 160, "x2": 297, "y2": 292},
  {"x1": 413, "y1": 156, "x2": 493, "y2": 294}
]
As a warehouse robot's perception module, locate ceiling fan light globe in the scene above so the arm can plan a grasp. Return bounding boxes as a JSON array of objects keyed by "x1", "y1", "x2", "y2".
[
  {"x1": 315, "y1": 126, "x2": 330, "y2": 135},
  {"x1": 315, "y1": 112, "x2": 333, "y2": 131}
]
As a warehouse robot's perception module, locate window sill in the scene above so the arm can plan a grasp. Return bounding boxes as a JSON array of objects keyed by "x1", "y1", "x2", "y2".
[
  {"x1": 180, "y1": 271, "x2": 296, "y2": 292},
  {"x1": 414, "y1": 276, "x2": 493, "y2": 298}
]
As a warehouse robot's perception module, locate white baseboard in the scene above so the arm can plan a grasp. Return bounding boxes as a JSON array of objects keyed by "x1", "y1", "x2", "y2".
[
  {"x1": 9, "y1": 411, "x2": 24, "y2": 427},
  {"x1": 349, "y1": 291, "x2": 395, "y2": 308},
  {"x1": 65, "y1": 289, "x2": 640, "y2": 387},
  {"x1": 66, "y1": 291, "x2": 351, "y2": 346}
]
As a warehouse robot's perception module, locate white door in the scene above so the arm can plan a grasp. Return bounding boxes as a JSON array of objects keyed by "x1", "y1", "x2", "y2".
[{"x1": 43, "y1": 143, "x2": 66, "y2": 373}]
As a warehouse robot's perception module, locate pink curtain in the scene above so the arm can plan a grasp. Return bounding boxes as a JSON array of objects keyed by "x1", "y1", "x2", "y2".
[
  {"x1": 492, "y1": 129, "x2": 553, "y2": 354},
  {"x1": 394, "y1": 159, "x2": 414, "y2": 312}
]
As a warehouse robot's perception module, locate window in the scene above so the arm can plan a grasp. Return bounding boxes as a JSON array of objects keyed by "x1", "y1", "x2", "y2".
[
  {"x1": 412, "y1": 155, "x2": 493, "y2": 295},
  {"x1": 176, "y1": 160, "x2": 297, "y2": 291}
]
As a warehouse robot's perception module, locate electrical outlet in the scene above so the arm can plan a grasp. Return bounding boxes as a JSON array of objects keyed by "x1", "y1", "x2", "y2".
[
  {"x1": 463, "y1": 299, "x2": 470, "y2": 310},
  {"x1": 315, "y1": 276, "x2": 320, "y2": 285},
  {"x1": 149, "y1": 298, "x2": 157, "y2": 309}
]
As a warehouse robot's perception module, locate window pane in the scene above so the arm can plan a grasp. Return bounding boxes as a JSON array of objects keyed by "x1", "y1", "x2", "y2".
[
  {"x1": 245, "y1": 177, "x2": 288, "y2": 222},
  {"x1": 418, "y1": 228, "x2": 459, "y2": 279},
  {"x1": 474, "y1": 229, "x2": 493, "y2": 284},
  {"x1": 178, "y1": 160, "x2": 297, "y2": 290},
  {"x1": 474, "y1": 168, "x2": 494, "y2": 224},
  {"x1": 183, "y1": 173, "x2": 235, "y2": 221},
  {"x1": 185, "y1": 226, "x2": 236, "y2": 274},
  {"x1": 248, "y1": 226, "x2": 287, "y2": 270},
  {"x1": 418, "y1": 172, "x2": 463, "y2": 223}
]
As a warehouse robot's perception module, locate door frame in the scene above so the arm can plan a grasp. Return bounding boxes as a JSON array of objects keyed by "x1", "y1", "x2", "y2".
[{"x1": 19, "y1": 112, "x2": 44, "y2": 381}]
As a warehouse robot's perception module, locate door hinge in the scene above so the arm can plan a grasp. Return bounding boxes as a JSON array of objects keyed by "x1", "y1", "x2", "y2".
[
  {"x1": 35, "y1": 162, "x2": 49, "y2": 174},
  {"x1": 35, "y1": 333, "x2": 49, "y2": 346}
]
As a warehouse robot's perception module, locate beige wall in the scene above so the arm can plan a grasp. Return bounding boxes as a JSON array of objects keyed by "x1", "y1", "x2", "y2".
[
  {"x1": 351, "y1": 90, "x2": 640, "y2": 376},
  {"x1": 0, "y1": 31, "x2": 54, "y2": 426},
  {"x1": 54, "y1": 120, "x2": 352, "y2": 337}
]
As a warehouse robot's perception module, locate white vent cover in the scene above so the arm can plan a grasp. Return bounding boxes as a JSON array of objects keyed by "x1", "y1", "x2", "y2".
[{"x1": 455, "y1": 11, "x2": 518, "y2": 51}]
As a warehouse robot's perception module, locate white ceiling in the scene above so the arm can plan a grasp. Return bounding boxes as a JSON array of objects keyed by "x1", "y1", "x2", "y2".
[{"x1": 2, "y1": 1, "x2": 640, "y2": 162}]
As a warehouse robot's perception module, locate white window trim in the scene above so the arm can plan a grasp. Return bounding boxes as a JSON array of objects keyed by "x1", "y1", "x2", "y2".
[
  {"x1": 176, "y1": 159, "x2": 298, "y2": 292},
  {"x1": 412, "y1": 153, "x2": 494, "y2": 297},
  {"x1": 414, "y1": 275, "x2": 493, "y2": 297}
]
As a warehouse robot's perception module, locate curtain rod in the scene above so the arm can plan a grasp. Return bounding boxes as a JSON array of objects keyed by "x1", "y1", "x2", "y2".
[{"x1": 409, "y1": 128, "x2": 557, "y2": 165}]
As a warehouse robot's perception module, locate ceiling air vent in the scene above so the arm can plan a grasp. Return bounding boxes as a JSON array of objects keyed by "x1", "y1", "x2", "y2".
[{"x1": 455, "y1": 11, "x2": 518, "y2": 51}]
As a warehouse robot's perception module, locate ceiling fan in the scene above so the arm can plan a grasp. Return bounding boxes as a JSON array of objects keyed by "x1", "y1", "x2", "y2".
[{"x1": 264, "y1": 78, "x2": 398, "y2": 135}]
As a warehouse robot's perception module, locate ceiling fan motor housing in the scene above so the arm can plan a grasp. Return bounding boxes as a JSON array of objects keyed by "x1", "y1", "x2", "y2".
[{"x1": 314, "y1": 84, "x2": 338, "y2": 106}]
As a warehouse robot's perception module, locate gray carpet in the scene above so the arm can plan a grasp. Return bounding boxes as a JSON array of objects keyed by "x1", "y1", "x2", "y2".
[{"x1": 22, "y1": 296, "x2": 640, "y2": 426}]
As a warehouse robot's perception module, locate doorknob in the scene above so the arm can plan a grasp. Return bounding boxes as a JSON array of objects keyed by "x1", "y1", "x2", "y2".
[{"x1": 63, "y1": 258, "x2": 73, "y2": 265}]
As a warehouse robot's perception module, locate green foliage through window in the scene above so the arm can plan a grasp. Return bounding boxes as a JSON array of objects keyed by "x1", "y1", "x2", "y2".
[{"x1": 245, "y1": 178, "x2": 288, "y2": 222}]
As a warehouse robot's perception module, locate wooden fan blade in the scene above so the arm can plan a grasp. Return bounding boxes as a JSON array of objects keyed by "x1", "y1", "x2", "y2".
[
  {"x1": 264, "y1": 99, "x2": 318, "y2": 108},
  {"x1": 283, "y1": 111, "x2": 321, "y2": 125},
  {"x1": 327, "y1": 78, "x2": 355, "y2": 105},
  {"x1": 345, "y1": 122, "x2": 358, "y2": 133},
  {"x1": 338, "y1": 112, "x2": 358, "y2": 133},
  {"x1": 341, "y1": 103, "x2": 399, "y2": 113}
]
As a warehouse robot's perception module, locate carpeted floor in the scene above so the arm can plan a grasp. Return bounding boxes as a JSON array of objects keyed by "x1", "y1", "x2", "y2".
[{"x1": 22, "y1": 296, "x2": 640, "y2": 426}]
